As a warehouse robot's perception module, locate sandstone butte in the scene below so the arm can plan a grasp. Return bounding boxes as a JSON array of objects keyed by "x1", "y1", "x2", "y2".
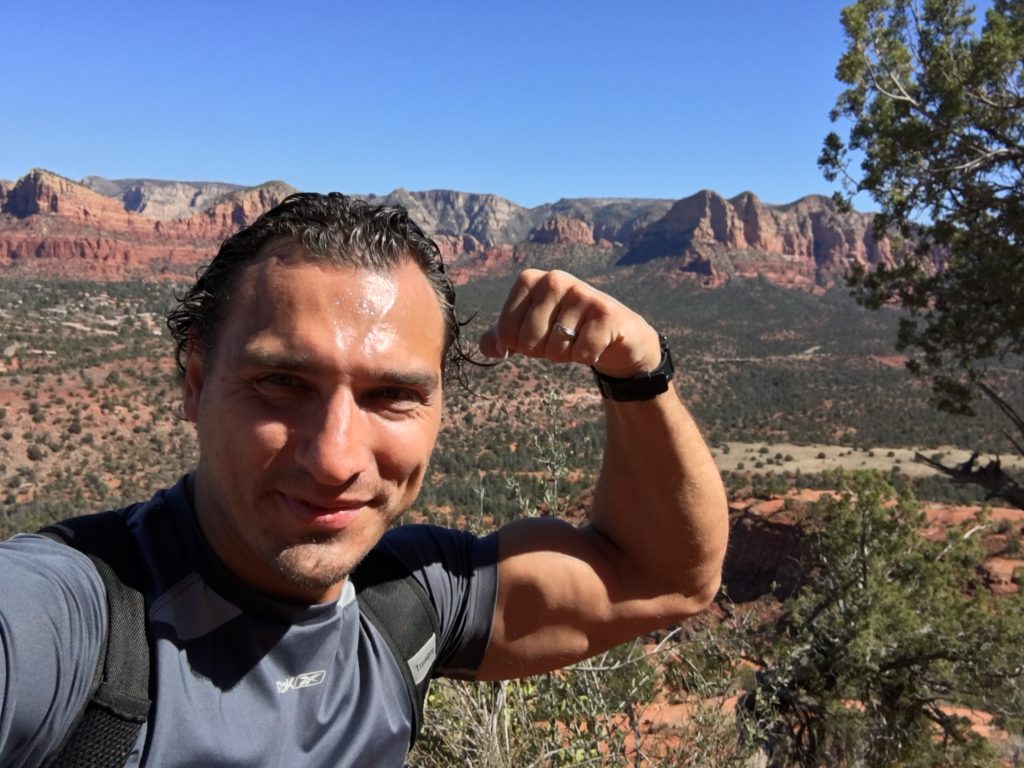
[{"x1": 0, "y1": 168, "x2": 900, "y2": 285}]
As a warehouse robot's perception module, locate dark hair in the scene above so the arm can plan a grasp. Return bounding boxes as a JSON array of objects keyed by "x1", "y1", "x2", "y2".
[{"x1": 167, "y1": 192, "x2": 469, "y2": 384}]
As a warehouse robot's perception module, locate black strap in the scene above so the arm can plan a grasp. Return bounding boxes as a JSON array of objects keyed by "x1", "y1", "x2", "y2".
[
  {"x1": 352, "y1": 547, "x2": 441, "y2": 747},
  {"x1": 38, "y1": 511, "x2": 152, "y2": 768}
]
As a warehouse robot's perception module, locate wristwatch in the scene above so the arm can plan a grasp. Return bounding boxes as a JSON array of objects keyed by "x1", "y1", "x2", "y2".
[{"x1": 592, "y1": 335, "x2": 674, "y2": 401}]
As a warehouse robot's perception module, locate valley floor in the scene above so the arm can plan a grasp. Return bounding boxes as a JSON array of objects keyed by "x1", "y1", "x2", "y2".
[{"x1": 713, "y1": 441, "x2": 1024, "y2": 479}]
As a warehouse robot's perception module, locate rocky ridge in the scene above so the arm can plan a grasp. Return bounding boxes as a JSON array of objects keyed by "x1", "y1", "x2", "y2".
[
  {"x1": 0, "y1": 169, "x2": 893, "y2": 285},
  {"x1": 619, "y1": 190, "x2": 894, "y2": 288},
  {"x1": 80, "y1": 176, "x2": 245, "y2": 220},
  {"x1": 0, "y1": 170, "x2": 295, "y2": 277}
]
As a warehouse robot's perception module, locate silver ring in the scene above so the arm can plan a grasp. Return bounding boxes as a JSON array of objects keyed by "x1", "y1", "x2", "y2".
[{"x1": 552, "y1": 321, "x2": 577, "y2": 339}]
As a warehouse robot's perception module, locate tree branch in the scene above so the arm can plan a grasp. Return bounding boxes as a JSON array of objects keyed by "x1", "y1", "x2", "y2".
[
  {"x1": 914, "y1": 451, "x2": 1024, "y2": 510},
  {"x1": 972, "y1": 377, "x2": 1024, "y2": 454}
]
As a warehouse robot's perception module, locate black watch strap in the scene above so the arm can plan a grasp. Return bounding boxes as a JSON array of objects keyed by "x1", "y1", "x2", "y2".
[{"x1": 592, "y1": 335, "x2": 674, "y2": 402}]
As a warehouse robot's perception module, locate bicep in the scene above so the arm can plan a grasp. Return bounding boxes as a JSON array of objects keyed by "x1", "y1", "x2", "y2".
[{"x1": 476, "y1": 517, "x2": 693, "y2": 681}]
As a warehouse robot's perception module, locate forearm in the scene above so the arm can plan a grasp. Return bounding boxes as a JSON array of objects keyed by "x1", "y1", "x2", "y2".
[{"x1": 588, "y1": 385, "x2": 729, "y2": 614}]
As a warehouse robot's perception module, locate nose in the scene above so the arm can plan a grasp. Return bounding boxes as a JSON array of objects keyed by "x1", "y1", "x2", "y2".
[{"x1": 294, "y1": 391, "x2": 373, "y2": 487}]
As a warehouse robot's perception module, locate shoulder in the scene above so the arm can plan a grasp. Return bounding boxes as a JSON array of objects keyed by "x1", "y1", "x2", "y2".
[
  {"x1": 0, "y1": 532, "x2": 107, "y2": 614},
  {"x1": 371, "y1": 524, "x2": 500, "y2": 610},
  {"x1": 375, "y1": 524, "x2": 499, "y2": 576},
  {"x1": 0, "y1": 534, "x2": 107, "y2": 766},
  {"x1": 369, "y1": 525, "x2": 499, "y2": 679}
]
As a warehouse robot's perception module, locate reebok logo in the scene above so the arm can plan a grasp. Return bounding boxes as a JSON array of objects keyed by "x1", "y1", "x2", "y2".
[{"x1": 276, "y1": 670, "x2": 327, "y2": 694}]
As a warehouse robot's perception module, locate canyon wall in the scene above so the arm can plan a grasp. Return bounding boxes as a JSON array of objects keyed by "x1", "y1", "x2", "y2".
[{"x1": 0, "y1": 170, "x2": 892, "y2": 286}]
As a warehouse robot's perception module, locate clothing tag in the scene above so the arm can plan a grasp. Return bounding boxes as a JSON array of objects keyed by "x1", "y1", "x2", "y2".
[{"x1": 408, "y1": 634, "x2": 436, "y2": 685}]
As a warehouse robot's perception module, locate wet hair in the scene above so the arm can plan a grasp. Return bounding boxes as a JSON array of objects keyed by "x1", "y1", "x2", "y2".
[{"x1": 166, "y1": 192, "x2": 470, "y2": 385}]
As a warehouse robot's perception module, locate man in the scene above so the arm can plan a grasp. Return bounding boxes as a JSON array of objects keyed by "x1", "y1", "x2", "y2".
[{"x1": 0, "y1": 193, "x2": 728, "y2": 766}]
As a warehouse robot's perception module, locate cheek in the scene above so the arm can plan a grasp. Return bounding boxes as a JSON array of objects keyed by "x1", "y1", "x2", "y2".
[
  {"x1": 249, "y1": 419, "x2": 295, "y2": 468},
  {"x1": 206, "y1": 412, "x2": 290, "y2": 473},
  {"x1": 376, "y1": 421, "x2": 438, "y2": 481}
]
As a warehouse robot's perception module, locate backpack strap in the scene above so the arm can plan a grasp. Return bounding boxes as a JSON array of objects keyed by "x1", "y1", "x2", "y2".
[
  {"x1": 351, "y1": 546, "x2": 441, "y2": 747},
  {"x1": 38, "y1": 511, "x2": 153, "y2": 768},
  {"x1": 35, "y1": 512, "x2": 439, "y2": 756}
]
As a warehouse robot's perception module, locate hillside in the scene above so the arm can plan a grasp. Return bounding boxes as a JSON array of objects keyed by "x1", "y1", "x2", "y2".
[{"x1": 0, "y1": 169, "x2": 895, "y2": 287}]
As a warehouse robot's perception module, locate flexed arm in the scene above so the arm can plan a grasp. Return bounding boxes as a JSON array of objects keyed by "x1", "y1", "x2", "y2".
[{"x1": 474, "y1": 269, "x2": 729, "y2": 680}]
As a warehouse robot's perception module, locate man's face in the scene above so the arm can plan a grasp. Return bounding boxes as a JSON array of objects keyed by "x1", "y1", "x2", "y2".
[{"x1": 183, "y1": 248, "x2": 445, "y2": 603}]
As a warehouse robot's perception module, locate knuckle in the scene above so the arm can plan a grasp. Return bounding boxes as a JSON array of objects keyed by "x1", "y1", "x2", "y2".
[
  {"x1": 519, "y1": 325, "x2": 545, "y2": 348},
  {"x1": 572, "y1": 342, "x2": 599, "y2": 365},
  {"x1": 546, "y1": 269, "x2": 576, "y2": 290},
  {"x1": 563, "y1": 282, "x2": 592, "y2": 306},
  {"x1": 519, "y1": 268, "x2": 545, "y2": 286},
  {"x1": 530, "y1": 269, "x2": 573, "y2": 295}
]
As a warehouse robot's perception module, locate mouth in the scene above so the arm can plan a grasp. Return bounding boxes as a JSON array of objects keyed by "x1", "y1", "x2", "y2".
[{"x1": 277, "y1": 492, "x2": 369, "y2": 532}]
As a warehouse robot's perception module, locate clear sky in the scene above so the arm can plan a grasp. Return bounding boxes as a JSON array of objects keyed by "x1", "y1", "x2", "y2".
[{"x1": 3, "y1": 0, "x2": 865, "y2": 208}]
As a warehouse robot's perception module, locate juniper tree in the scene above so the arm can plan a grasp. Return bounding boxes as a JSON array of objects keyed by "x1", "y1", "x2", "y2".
[
  {"x1": 820, "y1": 0, "x2": 1024, "y2": 507},
  {"x1": 735, "y1": 472, "x2": 1024, "y2": 766}
]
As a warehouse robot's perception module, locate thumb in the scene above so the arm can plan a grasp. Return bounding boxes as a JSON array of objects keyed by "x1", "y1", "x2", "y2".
[{"x1": 478, "y1": 326, "x2": 508, "y2": 359}]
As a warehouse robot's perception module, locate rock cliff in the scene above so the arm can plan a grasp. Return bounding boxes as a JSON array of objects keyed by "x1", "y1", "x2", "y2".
[
  {"x1": 368, "y1": 188, "x2": 536, "y2": 248},
  {"x1": 0, "y1": 170, "x2": 295, "y2": 277},
  {"x1": 620, "y1": 190, "x2": 893, "y2": 287},
  {"x1": 528, "y1": 214, "x2": 596, "y2": 246},
  {"x1": 80, "y1": 176, "x2": 245, "y2": 220},
  {"x1": 0, "y1": 169, "x2": 898, "y2": 288}
]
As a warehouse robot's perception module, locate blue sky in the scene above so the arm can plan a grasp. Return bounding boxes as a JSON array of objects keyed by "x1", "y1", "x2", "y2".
[{"x1": 4, "y1": 1, "x2": 868, "y2": 208}]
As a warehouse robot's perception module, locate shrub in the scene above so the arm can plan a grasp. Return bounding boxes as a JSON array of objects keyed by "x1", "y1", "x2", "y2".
[{"x1": 734, "y1": 472, "x2": 1023, "y2": 766}]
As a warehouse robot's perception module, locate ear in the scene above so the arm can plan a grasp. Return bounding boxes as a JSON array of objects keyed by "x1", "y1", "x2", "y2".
[{"x1": 183, "y1": 343, "x2": 205, "y2": 423}]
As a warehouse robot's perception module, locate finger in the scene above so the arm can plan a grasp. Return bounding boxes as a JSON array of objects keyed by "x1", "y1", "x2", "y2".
[
  {"x1": 543, "y1": 307, "x2": 583, "y2": 362},
  {"x1": 498, "y1": 270, "x2": 578, "y2": 357},
  {"x1": 478, "y1": 326, "x2": 508, "y2": 359},
  {"x1": 491, "y1": 269, "x2": 543, "y2": 356},
  {"x1": 583, "y1": 316, "x2": 662, "y2": 376},
  {"x1": 568, "y1": 311, "x2": 617, "y2": 367},
  {"x1": 512, "y1": 275, "x2": 566, "y2": 356}
]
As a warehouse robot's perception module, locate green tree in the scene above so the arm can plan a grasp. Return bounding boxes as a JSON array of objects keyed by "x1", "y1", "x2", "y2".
[
  {"x1": 735, "y1": 473, "x2": 1024, "y2": 767},
  {"x1": 820, "y1": 0, "x2": 1024, "y2": 507}
]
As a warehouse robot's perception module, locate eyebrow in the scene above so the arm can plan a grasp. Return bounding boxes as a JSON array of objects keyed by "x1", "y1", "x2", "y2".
[{"x1": 233, "y1": 347, "x2": 440, "y2": 391}]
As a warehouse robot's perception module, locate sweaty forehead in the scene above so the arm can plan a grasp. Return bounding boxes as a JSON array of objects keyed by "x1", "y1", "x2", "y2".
[
  {"x1": 234, "y1": 247, "x2": 435, "y2": 311},
  {"x1": 211, "y1": 256, "x2": 446, "y2": 367}
]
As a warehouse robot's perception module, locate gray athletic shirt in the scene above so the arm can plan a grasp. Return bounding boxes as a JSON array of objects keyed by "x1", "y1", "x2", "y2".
[{"x1": 0, "y1": 477, "x2": 499, "y2": 767}]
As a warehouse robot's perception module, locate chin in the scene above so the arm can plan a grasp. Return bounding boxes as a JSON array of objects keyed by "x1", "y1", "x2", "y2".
[{"x1": 272, "y1": 541, "x2": 361, "y2": 598}]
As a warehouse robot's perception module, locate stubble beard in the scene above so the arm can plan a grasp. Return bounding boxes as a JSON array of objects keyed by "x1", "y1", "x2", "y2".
[
  {"x1": 266, "y1": 504, "x2": 405, "y2": 595},
  {"x1": 270, "y1": 539, "x2": 362, "y2": 594}
]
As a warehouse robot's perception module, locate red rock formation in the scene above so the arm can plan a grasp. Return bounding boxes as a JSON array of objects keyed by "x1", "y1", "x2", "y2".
[
  {"x1": 79, "y1": 176, "x2": 244, "y2": 220},
  {"x1": 621, "y1": 190, "x2": 897, "y2": 288},
  {"x1": 0, "y1": 170, "x2": 912, "y2": 289},
  {"x1": 528, "y1": 215, "x2": 595, "y2": 246},
  {"x1": 4, "y1": 169, "x2": 143, "y2": 227},
  {"x1": 433, "y1": 233, "x2": 485, "y2": 263},
  {"x1": 0, "y1": 170, "x2": 294, "y2": 278},
  {"x1": 447, "y1": 243, "x2": 528, "y2": 286}
]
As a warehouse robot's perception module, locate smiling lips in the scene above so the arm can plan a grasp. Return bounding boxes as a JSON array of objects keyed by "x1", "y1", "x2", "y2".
[{"x1": 278, "y1": 492, "x2": 369, "y2": 531}]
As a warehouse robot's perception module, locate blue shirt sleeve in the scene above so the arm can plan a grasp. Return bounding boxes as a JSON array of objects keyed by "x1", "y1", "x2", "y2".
[
  {"x1": 374, "y1": 525, "x2": 498, "y2": 679},
  {"x1": 0, "y1": 534, "x2": 107, "y2": 768}
]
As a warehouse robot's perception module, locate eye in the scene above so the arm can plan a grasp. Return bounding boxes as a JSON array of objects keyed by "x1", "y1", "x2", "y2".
[
  {"x1": 254, "y1": 373, "x2": 307, "y2": 392},
  {"x1": 367, "y1": 387, "x2": 425, "y2": 411}
]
